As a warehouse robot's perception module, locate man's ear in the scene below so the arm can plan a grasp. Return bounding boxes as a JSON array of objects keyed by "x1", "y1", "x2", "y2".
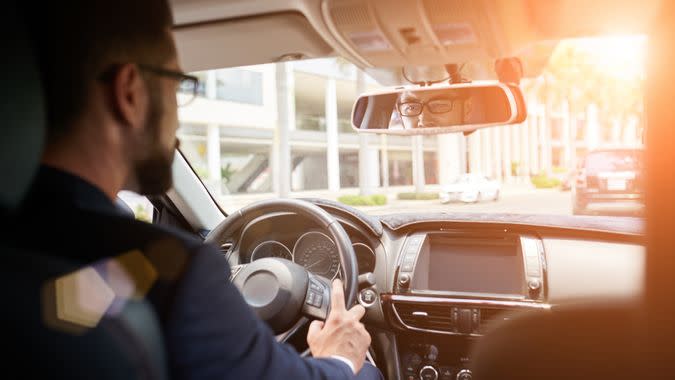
[{"x1": 110, "y1": 64, "x2": 148, "y2": 131}]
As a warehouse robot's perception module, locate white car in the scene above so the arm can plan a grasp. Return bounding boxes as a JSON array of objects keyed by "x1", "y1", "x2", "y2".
[{"x1": 439, "y1": 174, "x2": 501, "y2": 204}]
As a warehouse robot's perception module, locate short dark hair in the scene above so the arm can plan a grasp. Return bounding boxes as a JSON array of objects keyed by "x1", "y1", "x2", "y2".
[{"x1": 25, "y1": 0, "x2": 175, "y2": 142}]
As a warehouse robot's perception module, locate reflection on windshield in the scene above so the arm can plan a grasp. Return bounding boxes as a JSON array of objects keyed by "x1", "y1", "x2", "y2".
[{"x1": 177, "y1": 36, "x2": 646, "y2": 219}]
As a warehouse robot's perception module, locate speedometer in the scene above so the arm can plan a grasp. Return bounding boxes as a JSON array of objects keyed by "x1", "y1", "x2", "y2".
[
  {"x1": 250, "y1": 240, "x2": 292, "y2": 261},
  {"x1": 293, "y1": 231, "x2": 340, "y2": 280}
]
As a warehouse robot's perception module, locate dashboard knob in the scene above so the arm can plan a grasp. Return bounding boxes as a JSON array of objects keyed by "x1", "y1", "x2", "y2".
[
  {"x1": 419, "y1": 365, "x2": 438, "y2": 380},
  {"x1": 456, "y1": 369, "x2": 472, "y2": 380},
  {"x1": 528, "y1": 279, "x2": 541, "y2": 291},
  {"x1": 399, "y1": 273, "x2": 411, "y2": 288}
]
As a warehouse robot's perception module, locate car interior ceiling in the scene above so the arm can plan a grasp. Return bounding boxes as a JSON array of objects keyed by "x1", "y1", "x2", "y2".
[{"x1": 5, "y1": 1, "x2": 675, "y2": 379}]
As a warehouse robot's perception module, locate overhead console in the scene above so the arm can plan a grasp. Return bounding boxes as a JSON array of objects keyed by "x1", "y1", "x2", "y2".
[
  {"x1": 383, "y1": 230, "x2": 549, "y2": 380},
  {"x1": 321, "y1": 0, "x2": 534, "y2": 69}
]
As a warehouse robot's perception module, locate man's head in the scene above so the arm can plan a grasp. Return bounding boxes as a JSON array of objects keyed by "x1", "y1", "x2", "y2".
[
  {"x1": 28, "y1": 0, "x2": 186, "y2": 196},
  {"x1": 397, "y1": 88, "x2": 466, "y2": 129}
]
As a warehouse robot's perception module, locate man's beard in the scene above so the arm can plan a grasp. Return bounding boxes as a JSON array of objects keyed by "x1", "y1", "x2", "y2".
[{"x1": 133, "y1": 86, "x2": 176, "y2": 196}]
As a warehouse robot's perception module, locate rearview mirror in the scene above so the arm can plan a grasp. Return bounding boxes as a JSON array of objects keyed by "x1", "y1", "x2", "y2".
[{"x1": 351, "y1": 82, "x2": 526, "y2": 135}]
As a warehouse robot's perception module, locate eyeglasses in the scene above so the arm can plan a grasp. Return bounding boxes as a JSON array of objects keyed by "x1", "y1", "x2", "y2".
[
  {"x1": 138, "y1": 64, "x2": 201, "y2": 107},
  {"x1": 99, "y1": 64, "x2": 201, "y2": 107},
  {"x1": 397, "y1": 98, "x2": 455, "y2": 117}
]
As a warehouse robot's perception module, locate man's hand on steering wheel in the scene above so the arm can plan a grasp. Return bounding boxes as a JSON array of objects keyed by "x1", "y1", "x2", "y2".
[{"x1": 306, "y1": 279, "x2": 371, "y2": 374}]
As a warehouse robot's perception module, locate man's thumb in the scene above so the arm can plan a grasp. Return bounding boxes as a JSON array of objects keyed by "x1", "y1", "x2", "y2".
[{"x1": 307, "y1": 320, "x2": 324, "y2": 341}]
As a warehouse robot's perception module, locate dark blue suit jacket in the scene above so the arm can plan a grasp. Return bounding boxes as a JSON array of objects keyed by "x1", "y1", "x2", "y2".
[{"x1": 15, "y1": 166, "x2": 382, "y2": 380}]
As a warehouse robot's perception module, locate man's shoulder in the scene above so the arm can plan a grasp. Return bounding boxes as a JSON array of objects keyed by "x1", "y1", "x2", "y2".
[{"x1": 11, "y1": 206, "x2": 216, "y2": 265}]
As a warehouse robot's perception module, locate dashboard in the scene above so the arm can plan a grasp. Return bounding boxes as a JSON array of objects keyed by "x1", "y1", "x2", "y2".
[
  {"x1": 238, "y1": 212, "x2": 377, "y2": 279},
  {"x1": 226, "y1": 202, "x2": 645, "y2": 380}
]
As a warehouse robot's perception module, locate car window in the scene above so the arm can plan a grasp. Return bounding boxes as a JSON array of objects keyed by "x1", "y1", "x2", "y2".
[
  {"x1": 116, "y1": 191, "x2": 154, "y2": 222},
  {"x1": 178, "y1": 36, "x2": 645, "y2": 218}
]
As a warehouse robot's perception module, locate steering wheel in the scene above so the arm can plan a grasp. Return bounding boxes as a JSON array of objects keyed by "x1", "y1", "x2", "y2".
[{"x1": 205, "y1": 199, "x2": 359, "y2": 342}]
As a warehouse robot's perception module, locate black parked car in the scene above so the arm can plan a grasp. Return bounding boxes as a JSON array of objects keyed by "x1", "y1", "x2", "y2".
[{"x1": 572, "y1": 148, "x2": 644, "y2": 215}]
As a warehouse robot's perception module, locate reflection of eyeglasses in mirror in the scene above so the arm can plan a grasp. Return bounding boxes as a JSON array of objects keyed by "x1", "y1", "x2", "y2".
[{"x1": 397, "y1": 99, "x2": 454, "y2": 117}]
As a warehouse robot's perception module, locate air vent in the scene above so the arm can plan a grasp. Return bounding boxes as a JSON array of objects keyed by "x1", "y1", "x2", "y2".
[
  {"x1": 220, "y1": 242, "x2": 234, "y2": 259},
  {"x1": 479, "y1": 308, "x2": 515, "y2": 333},
  {"x1": 393, "y1": 302, "x2": 454, "y2": 332}
]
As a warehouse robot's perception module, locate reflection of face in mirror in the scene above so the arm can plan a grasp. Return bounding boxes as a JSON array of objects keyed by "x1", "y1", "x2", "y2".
[{"x1": 396, "y1": 89, "x2": 469, "y2": 129}]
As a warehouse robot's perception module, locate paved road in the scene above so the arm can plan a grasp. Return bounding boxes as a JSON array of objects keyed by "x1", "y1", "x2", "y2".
[
  {"x1": 356, "y1": 188, "x2": 575, "y2": 216},
  {"x1": 218, "y1": 184, "x2": 643, "y2": 217}
]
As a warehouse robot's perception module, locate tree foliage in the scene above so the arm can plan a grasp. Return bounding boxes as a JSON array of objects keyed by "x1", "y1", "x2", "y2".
[{"x1": 523, "y1": 37, "x2": 645, "y2": 126}]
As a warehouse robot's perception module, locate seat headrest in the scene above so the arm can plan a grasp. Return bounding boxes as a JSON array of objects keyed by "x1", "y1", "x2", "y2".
[{"x1": 0, "y1": 2, "x2": 45, "y2": 209}]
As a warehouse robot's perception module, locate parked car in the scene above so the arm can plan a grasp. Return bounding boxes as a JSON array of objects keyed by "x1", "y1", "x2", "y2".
[
  {"x1": 572, "y1": 148, "x2": 644, "y2": 215},
  {"x1": 439, "y1": 173, "x2": 501, "y2": 204},
  {"x1": 559, "y1": 169, "x2": 575, "y2": 191}
]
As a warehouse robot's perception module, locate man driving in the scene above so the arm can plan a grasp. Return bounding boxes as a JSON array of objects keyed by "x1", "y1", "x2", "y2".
[
  {"x1": 397, "y1": 88, "x2": 468, "y2": 129},
  {"x1": 16, "y1": 1, "x2": 381, "y2": 379}
]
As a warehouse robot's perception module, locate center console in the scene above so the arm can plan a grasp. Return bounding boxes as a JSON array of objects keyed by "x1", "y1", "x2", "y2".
[{"x1": 384, "y1": 230, "x2": 549, "y2": 380}]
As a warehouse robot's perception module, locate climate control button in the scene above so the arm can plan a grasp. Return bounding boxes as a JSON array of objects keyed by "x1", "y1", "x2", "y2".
[
  {"x1": 456, "y1": 369, "x2": 472, "y2": 380},
  {"x1": 419, "y1": 365, "x2": 439, "y2": 380}
]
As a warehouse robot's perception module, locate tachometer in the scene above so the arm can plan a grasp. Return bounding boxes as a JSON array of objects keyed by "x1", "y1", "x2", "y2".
[
  {"x1": 250, "y1": 240, "x2": 292, "y2": 261},
  {"x1": 293, "y1": 231, "x2": 340, "y2": 280}
]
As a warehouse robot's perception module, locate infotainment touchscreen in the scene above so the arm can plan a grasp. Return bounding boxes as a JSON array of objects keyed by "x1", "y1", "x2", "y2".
[{"x1": 421, "y1": 236, "x2": 525, "y2": 295}]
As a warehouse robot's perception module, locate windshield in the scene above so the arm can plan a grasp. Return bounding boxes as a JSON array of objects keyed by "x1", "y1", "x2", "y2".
[{"x1": 178, "y1": 35, "x2": 646, "y2": 219}]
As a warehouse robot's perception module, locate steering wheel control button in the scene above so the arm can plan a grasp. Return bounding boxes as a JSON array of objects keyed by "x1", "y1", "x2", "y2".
[
  {"x1": 359, "y1": 288, "x2": 377, "y2": 307},
  {"x1": 419, "y1": 365, "x2": 439, "y2": 380},
  {"x1": 399, "y1": 273, "x2": 411, "y2": 288},
  {"x1": 306, "y1": 291, "x2": 323, "y2": 308},
  {"x1": 456, "y1": 369, "x2": 472, "y2": 380},
  {"x1": 309, "y1": 279, "x2": 323, "y2": 292},
  {"x1": 528, "y1": 279, "x2": 541, "y2": 290}
]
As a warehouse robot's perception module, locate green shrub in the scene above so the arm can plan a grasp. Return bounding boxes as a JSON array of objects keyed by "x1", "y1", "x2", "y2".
[
  {"x1": 552, "y1": 166, "x2": 568, "y2": 174},
  {"x1": 337, "y1": 194, "x2": 388, "y2": 206},
  {"x1": 531, "y1": 174, "x2": 561, "y2": 188},
  {"x1": 370, "y1": 194, "x2": 388, "y2": 205},
  {"x1": 511, "y1": 161, "x2": 520, "y2": 176},
  {"x1": 397, "y1": 192, "x2": 440, "y2": 200}
]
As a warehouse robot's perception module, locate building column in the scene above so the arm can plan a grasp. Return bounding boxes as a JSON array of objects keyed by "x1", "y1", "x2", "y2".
[
  {"x1": 521, "y1": 118, "x2": 531, "y2": 177},
  {"x1": 206, "y1": 124, "x2": 222, "y2": 197},
  {"x1": 492, "y1": 127, "x2": 503, "y2": 181},
  {"x1": 274, "y1": 62, "x2": 294, "y2": 197},
  {"x1": 511, "y1": 123, "x2": 522, "y2": 180},
  {"x1": 528, "y1": 103, "x2": 540, "y2": 175},
  {"x1": 325, "y1": 78, "x2": 340, "y2": 192},
  {"x1": 468, "y1": 131, "x2": 482, "y2": 173},
  {"x1": 459, "y1": 135, "x2": 468, "y2": 174},
  {"x1": 502, "y1": 125, "x2": 512, "y2": 182},
  {"x1": 437, "y1": 133, "x2": 463, "y2": 186},
  {"x1": 412, "y1": 135, "x2": 426, "y2": 193},
  {"x1": 357, "y1": 70, "x2": 380, "y2": 195},
  {"x1": 480, "y1": 129, "x2": 492, "y2": 177},
  {"x1": 586, "y1": 103, "x2": 600, "y2": 151},
  {"x1": 380, "y1": 135, "x2": 390, "y2": 188},
  {"x1": 203, "y1": 71, "x2": 222, "y2": 197},
  {"x1": 541, "y1": 103, "x2": 553, "y2": 173},
  {"x1": 561, "y1": 101, "x2": 573, "y2": 169}
]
